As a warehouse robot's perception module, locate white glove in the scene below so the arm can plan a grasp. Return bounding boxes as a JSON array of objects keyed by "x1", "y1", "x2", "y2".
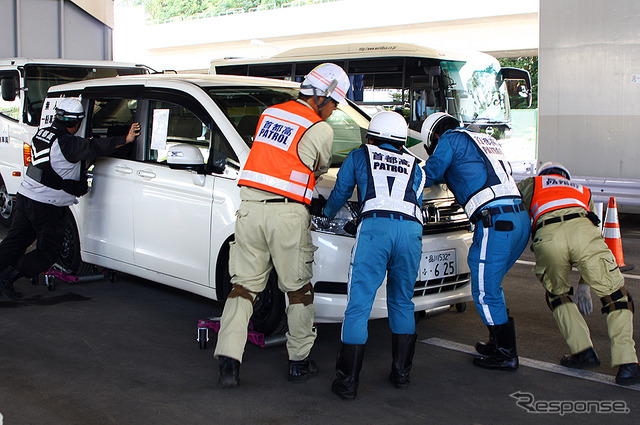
[{"x1": 574, "y1": 282, "x2": 593, "y2": 315}]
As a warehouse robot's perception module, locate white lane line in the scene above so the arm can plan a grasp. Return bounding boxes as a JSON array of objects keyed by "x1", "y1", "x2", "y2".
[
  {"x1": 421, "y1": 337, "x2": 640, "y2": 391},
  {"x1": 516, "y1": 259, "x2": 640, "y2": 281}
]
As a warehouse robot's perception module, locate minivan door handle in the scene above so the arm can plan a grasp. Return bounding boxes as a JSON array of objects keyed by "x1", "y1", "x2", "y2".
[
  {"x1": 136, "y1": 170, "x2": 156, "y2": 179},
  {"x1": 114, "y1": 165, "x2": 133, "y2": 174}
]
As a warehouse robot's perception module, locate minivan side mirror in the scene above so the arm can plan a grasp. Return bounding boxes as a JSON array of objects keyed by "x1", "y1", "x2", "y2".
[
  {"x1": 167, "y1": 143, "x2": 205, "y2": 173},
  {"x1": 1, "y1": 77, "x2": 17, "y2": 102}
]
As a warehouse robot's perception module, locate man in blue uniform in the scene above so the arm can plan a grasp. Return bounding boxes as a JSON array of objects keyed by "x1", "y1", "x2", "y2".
[
  {"x1": 324, "y1": 111, "x2": 425, "y2": 399},
  {"x1": 421, "y1": 113, "x2": 529, "y2": 370}
]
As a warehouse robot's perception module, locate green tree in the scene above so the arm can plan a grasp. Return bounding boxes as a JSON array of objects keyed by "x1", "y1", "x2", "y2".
[
  {"x1": 117, "y1": 0, "x2": 292, "y2": 21},
  {"x1": 498, "y1": 56, "x2": 538, "y2": 109}
]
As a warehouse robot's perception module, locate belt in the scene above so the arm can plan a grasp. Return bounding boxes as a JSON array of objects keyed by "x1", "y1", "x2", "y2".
[
  {"x1": 470, "y1": 203, "x2": 525, "y2": 224},
  {"x1": 534, "y1": 212, "x2": 586, "y2": 234},
  {"x1": 260, "y1": 198, "x2": 305, "y2": 205},
  {"x1": 360, "y1": 211, "x2": 420, "y2": 222}
]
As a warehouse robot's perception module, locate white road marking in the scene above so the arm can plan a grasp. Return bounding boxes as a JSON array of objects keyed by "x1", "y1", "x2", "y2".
[
  {"x1": 421, "y1": 337, "x2": 640, "y2": 391},
  {"x1": 516, "y1": 259, "x2": 640, "y2": 280}
]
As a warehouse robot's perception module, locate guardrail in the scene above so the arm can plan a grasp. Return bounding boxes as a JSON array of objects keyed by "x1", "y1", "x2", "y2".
[{"x1": 513, "y1": 170, "x2": 640, "y2": 208}]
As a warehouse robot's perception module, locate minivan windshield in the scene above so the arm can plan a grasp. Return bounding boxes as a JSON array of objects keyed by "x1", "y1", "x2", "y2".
[
  {"x1": 24, "y1": 65, "x2": 147, "y2": 125},
  {"x1": 206, "y1": 86, "x2": 369, "y2": 165}
]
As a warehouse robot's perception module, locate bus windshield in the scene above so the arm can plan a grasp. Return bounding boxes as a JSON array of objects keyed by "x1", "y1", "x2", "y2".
[
  {"x1": 23, "y1": 65, "x2": 147, "y2": 126},
  {"x1": 440, "y1": 58, "x2": 509, "y2": 124}
]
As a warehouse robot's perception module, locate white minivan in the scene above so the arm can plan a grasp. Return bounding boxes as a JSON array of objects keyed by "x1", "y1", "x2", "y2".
[
  {"x1": 0, "y1": 58, "x2": 150, "y2": 228},
  {"x1": 44, "y1": 74, "x2": 473, "y2": 335}
]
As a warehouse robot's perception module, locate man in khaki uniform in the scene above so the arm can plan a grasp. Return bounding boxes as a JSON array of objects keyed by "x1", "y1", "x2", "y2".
[
  {"x1": 518, "y1": 162, "x2": 639, "y2": 385},
  {"x1": 214, "y1": 63, "x2": 350, "y2": 388}
]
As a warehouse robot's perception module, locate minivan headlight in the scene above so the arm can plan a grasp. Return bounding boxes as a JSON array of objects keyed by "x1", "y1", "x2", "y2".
[{"x1": 311, "y1": 202, "x2": 358, "y2": 237}]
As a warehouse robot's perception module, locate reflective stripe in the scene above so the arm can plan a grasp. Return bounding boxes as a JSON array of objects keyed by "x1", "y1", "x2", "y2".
[
  {"x1": 263, "y1": 107, "x2": 314, "y2": 128},
  {"x1": 32, "y1": 148, "x2": 50, "y2": 159},
  {"x1": 532, "y1": 198, "x2": 589, "y2": 223},
  {"x1": 240, "y1": 170, "x2": 313, "y2": 202},
  {"x1": 478, "y1": 226, "x2": 494, "y2": 325},
  {"x1": 603, "y1": 226, "x2": 621, "y2": 239},
  {"x1": 458, "y1": 130, "x2": 520, "y2": 217},
  {"x1": 289, "y1": 169, "x2": 310, "y2": 185}
]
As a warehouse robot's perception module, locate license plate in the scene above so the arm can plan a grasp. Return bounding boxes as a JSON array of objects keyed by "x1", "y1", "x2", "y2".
[{"x1": 419, "y1": 249, "x2": 456, "y2": 281}]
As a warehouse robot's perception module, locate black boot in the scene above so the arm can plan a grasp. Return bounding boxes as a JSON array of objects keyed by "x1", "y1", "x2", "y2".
[
  {"x1": 389, "y1": 333, "x2": 417, "y2": 389},
  {"x1": 615, "y1": 363, "x2": 640, "y2": 386},
  {"x1": 560, "y1": 347, "x2": 600, "y2": 369},
  {"x1": 332, "y1": 343, "x2": 365, "y2": 400},
  {"x1": 288, "y1": 356, "x2": 318, "y2": 382},
  {"x1": 218, "y1": 355, "x2": 240, "y2": 388},
  {"x1": 0, "y1": 265, "x2": 23, "y2": 300},
  {"x1": 475, "y1": 325, "x2": 496, "y2": 357},
  {"x1": 473, "y1": 318, "x2": 519, "y2": 371}
]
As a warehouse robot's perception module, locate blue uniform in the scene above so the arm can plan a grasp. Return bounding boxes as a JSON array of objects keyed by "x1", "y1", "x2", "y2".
[
  {"x1": 423, "y1": 129, "x2": 529, "y2": 326},
  {"x1": 325, "y1": 143, "x2": 424, "y2": 344}
]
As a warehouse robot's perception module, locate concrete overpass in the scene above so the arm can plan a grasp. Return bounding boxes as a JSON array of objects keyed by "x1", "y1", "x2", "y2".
[{"x1": 114, "y1": 0, "x2": 539, "y2": 73}]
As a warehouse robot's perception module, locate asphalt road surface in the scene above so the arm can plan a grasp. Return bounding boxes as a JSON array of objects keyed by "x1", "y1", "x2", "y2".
[{"x1": 1, "y1": 215, "x2": 639, "y2": 425}]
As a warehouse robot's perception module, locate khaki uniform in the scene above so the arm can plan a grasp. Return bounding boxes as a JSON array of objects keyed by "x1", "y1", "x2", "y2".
[
  {"x1": 214, "y1": 101, "x2": 333, "y2": 362},
  {"x1": 518, "y1": 177, "x2": 637, "y2": 366}
]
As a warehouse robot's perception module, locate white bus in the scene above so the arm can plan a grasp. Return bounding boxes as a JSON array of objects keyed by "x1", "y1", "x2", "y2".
[{"x1": 209, "y1": 42, "x2": 532, "y2": 149}]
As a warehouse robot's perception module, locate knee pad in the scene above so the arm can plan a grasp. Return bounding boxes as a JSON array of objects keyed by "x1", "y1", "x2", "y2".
[
  {"x1": 545, "y1": 289, "x2": 573, "y2": 312},
  {"x1": 287, "y1": 283, "x2": 314, "y2": 306},
  {"x1": 600, "y1": 287, "x2": 634, "y2": 314},
  {"x1": 228, "y1": 283, "x2": 258, "y2": 304}
]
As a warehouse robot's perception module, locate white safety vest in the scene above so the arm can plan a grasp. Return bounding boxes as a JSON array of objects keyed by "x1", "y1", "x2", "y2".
[
  {"x1": 360, "y1": 144, "x2": 425, "y2": 224},
  {"x1": 458, "y1": 130, "x2": 520, "y2": 217}
]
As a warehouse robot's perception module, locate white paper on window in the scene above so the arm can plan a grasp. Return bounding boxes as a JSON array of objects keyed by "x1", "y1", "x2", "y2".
[{"x1": 151, "y1": 109, "x2": 170, "y2": 150}]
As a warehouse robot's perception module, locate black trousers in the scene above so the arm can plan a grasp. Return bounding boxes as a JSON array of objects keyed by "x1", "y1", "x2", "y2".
[{"x1": 0, "y1": 193, "x2": 67, "y2": 278}]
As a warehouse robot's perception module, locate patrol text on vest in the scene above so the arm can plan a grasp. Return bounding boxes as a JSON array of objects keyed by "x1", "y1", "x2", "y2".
[
  {"x1": 258, "y1": 119, "x2": 295, "y2": 146},
  {"x1": 541, "y1": 176, "x2": 583, "y2": 191},
  {"x1": 372, "y1": 151, "x2": 410, "y2": 175}
]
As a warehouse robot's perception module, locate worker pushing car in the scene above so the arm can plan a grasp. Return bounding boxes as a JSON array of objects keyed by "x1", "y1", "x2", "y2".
[
  {"x1": 214, "y1": 63, "x2": 350, "y2": 388},
  {"x1": 420, "y1": 113, "x2": 530, "y2": 371},
  {"x1": 517, "y1": 162, "x2": 640, "y2": 385},
  {"x1": 323, "y1": 111, "x2": 425, "y2": 400}
]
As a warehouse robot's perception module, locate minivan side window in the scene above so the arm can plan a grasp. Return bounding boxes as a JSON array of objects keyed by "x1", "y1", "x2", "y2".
[
  {"x1": 0, "y1": 72, "x2": 20, "y2": 121},
  {"x1": 147, "y1": 100, "x2": 210, "y2": 165},
  {"x1": 89, "y1": 97, "x2": 138, "y2": 159},
  {"x1": 146, "y1": 100, "x2": 239, "y2": 170}
]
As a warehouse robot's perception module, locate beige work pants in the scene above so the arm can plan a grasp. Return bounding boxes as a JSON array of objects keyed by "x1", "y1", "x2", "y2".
[
  {"x1": 214, "y1": 200, "x2": 317, "y2": 362},
  {"x1": 533, "y1": 217, "x2": 637, "y2": 366}
]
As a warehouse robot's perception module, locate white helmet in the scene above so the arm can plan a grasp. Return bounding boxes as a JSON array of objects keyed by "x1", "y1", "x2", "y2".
[
  {"x1": 420, "y1": 112, "x2": 461, "y2": 155},
  {"x1": 55, "y1": 98, "x2": 85, "y2": 122},
  {"x1": 538, "y1": 162, "x2": 571, "y2": 180},
  {"x1": 367, "y1": 111, "x2": 408, "y2": 146},
  {"x1": 300, "y1": 63, "x2": 350, "y2": 104}
]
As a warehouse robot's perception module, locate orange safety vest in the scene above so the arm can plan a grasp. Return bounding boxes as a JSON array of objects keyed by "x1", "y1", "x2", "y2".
[
  {"x1": 530, "y1": 174, "x2": 592, "y2": 229},
  {"x1": 238, "y1": 100, "x2": 322, "y2": 204}
]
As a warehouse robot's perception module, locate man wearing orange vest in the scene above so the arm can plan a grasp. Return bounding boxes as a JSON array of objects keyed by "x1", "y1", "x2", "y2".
[
  {"x1": 214, "y1": 63, "x2": 350, "y2": 388},
  {"x1": 518, "y1": 162, "x2": 639, "y2": 385}
]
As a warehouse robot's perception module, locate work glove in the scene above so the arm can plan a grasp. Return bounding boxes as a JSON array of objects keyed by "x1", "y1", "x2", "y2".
[
  {"x1": 574, "y1": 280, "x2": 593, "y2": 315},
  {"x1": 309, "y1": 194, "x2": 327, "y2": 217}
]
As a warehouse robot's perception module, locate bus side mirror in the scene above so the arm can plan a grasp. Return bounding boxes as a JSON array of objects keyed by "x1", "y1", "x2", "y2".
[
  {"x1": 1, "y1": 77, "x2": 17, "y2": 102},
  {"x1": 500, "y1": 67, "x2": 532, "y2": 108}
]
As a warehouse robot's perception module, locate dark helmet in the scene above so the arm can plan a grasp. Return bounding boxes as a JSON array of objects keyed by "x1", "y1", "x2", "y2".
[
  {"x1": 420, "y1": 112, "x2": 461, "y2": 155},
  {"x1": 538, "y1": 162, "x2": 571, "y2": 180}
]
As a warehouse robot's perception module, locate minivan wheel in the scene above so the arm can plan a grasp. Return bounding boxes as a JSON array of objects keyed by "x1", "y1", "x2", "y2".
[
  {"x1": 58, "y1": 213, "x2": 94, "y2": 276},
  {"x1": 0, "y1": 176, "x2": 14, "y2": 228},
  {"x1": 218, "y1": 244, "x2": 287, "y2": 337}
]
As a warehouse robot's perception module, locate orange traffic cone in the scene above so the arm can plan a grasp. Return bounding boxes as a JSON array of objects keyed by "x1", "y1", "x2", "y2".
[{"x1": 602, "y1": 197, "x2": 634, "y2": 272}]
